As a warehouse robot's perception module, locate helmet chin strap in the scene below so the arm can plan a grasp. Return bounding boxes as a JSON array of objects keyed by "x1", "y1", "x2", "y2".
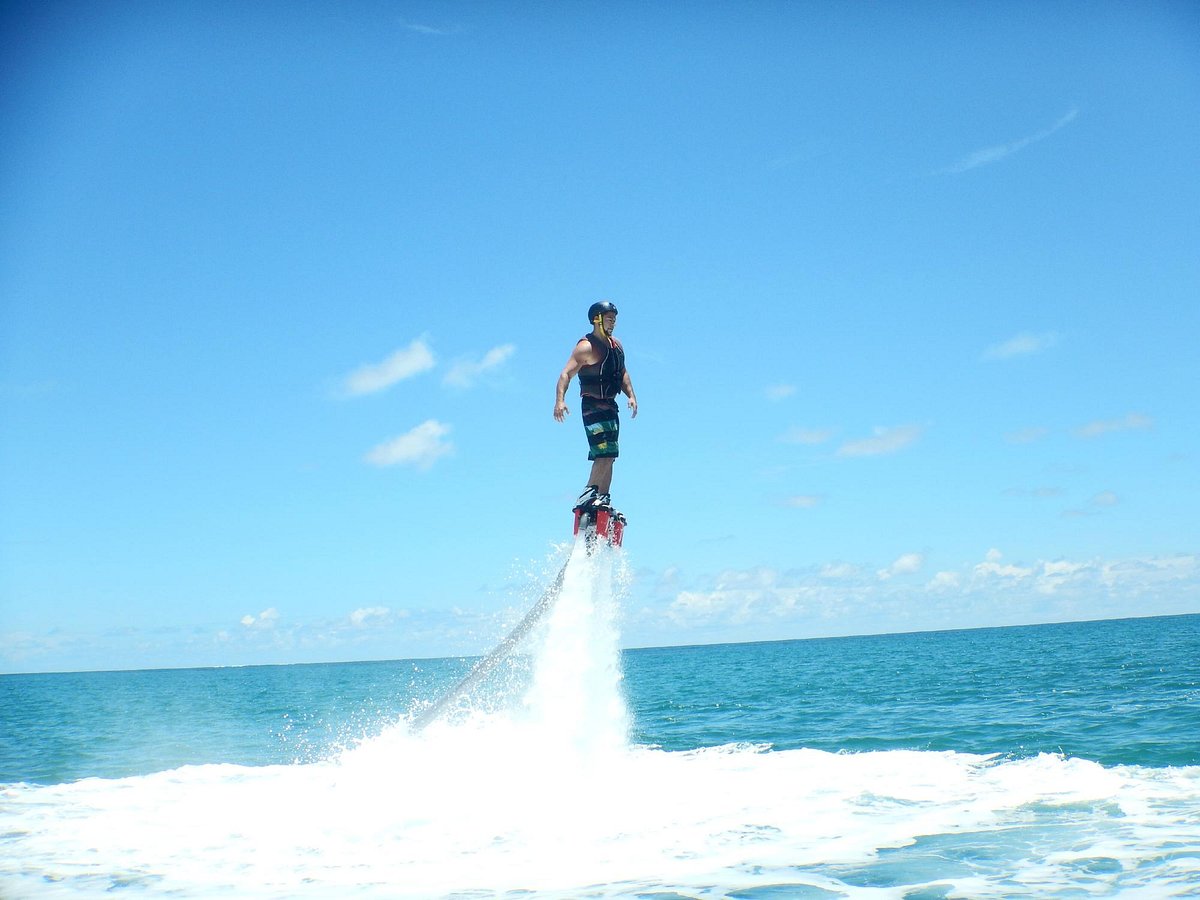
[{"x1": 594, "y1": 315, "x2": 609, "y2": 340}]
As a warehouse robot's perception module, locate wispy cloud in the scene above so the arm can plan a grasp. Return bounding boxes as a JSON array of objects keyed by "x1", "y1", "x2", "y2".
[
  {"x1": 942, "y1": 108, "x2": 1079, "y2": 174},
  {"x1": 397, "y1": 18, "x2": 460, "y2": 36},
  {"x1": 837, "y1": 425, "x2": 922, "y2": 457},
  {"x1": 765, "y1": 383, "x2": 797, "y2": 401},
  {"x1": 443, "y1": 344, "x2": 516, "y2": 389},
  {"x1": 779, "y1": 426, "x2": 836, "y2": 445},
  {"x1": 1075, "y1": 413, "x2": 1153, "y2": 439},
  {"x1": 1063, "y1": 490, "x2": 1120, "y2": 518},
  {"x1": 982, "y1": 332, "x2": 1059, "y2": 361},
  {"x1": 365, "y1": 419, "x2": 453, "y2": 470},
  {"x1": 343, "y1": 337, "x2": 435, "y2": 396}
]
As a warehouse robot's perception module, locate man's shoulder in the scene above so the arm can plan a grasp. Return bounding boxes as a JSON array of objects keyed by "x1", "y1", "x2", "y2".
[{"x1": 573, "y1": 336, "x2": 598, "y2": 361}]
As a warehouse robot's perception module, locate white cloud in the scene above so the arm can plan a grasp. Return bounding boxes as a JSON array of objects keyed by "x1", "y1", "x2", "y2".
[
  {"x1": 974, "y1": 557, "x2": 1034, "y2": 579},
  {"x1": 837, "y1": 425, "x2": 922, "y2": 458},
  {"x1": 765, "y1": 384, "x2": 797, "y2": 401},
  {"x1": 877, "y1": 552, "x2": 924, "y2": 580},
  {"x1": 1099, "y1": 555, "x2": 1199, "y2": 590},
  {"x1": 10, "y1": 548, "x2": 1199, "y2": 673},
  {"x1": 241, "y1": 608, "x2": 279, "y2": 629},
  {"x1": 343, "y1": 337, "x2": 436, "y2": 396},
  {"x1": 443, "y1": 344, "x2": 516, "y2": 388},
  {"x1": 820, "y1": 562, "x2": 859, "y2": 580},
  {"x1": 633, "y1": 549, "x2": 1200, "y2": 648},
  {"x1": 943, "y1": 108, "x2": 1079, "y2": 174},
  {"x1": 1075, "y1": 413, "x2": 1153, "y2": 439},
  {"x1": 961, "y1": 548, "x2": 1038, "y2": 581},
  {"x1": 780, "y1": 426, "x2": 836, "y2": 445},
  {"x1": 671, "y1": 589, "x2": 732, "y2": 620},
  {"x1": 983, "y1": 332, "x2": 1059, "y2": 361},
  {"x1": 782, "y1": 495, "x2": 822, "y2": 509},
  {"x1": 1036, "y1": 560, "x2": 1090, "y2": 595},
  {"x1": 350, "y1": 606, "x2": 390, "y2": 627},
  {"x1": 365, "y1": 420, "x2": 453, "y2": 470},
  {"x1": 956, "y1": 552, "x2": 1100, "y2": 595},
  {"x1": 928, "y1": 571, "x2": 961, "y2": 590},
  {"x1": 668, "y1": 568, "x2": 801, "y2": 625}
]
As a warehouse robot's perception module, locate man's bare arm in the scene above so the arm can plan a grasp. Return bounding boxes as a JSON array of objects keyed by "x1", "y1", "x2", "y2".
[
  {"x1": 622, "y1": 371, "x2": 638, "y2": 418},
  {"x1": 554, "y1": 340, "x2": 593, "y2": 421}
]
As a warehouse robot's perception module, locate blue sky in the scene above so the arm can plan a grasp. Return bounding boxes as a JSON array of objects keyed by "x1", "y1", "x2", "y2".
[{"x1": 1, "y1": 0, "x2": 1197, "y2": 673}]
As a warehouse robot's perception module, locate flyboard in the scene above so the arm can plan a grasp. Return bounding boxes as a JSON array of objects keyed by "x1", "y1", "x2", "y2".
[{"x1": 408, "y1": 503, "x2": 626, "y2": 732}]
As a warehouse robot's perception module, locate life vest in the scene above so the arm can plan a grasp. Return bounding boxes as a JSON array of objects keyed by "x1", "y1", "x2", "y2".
[{"x1": 577, "y1": 333, "x2": 625, "y2": 400}]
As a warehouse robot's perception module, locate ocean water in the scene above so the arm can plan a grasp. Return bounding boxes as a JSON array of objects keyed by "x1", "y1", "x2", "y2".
[{"x1": 2, "y1": 541, "x2": 1199, "y2": 898}]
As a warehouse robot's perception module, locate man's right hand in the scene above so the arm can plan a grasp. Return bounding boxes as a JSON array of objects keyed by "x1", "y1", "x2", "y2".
[{"x1": 553, "y1": 400, "x2": 569, "y2": 421}]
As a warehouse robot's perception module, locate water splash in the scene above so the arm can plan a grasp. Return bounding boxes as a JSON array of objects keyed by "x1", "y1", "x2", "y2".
[
  {"x1": 519, "y1": 540, "x2": 630, "y2": 755},
  {"x1": 402, "y1": 537, "x2": 629, "y2": 749}
]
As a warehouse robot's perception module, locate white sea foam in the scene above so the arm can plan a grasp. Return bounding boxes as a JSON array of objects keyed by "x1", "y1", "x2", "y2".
[{"x1": 3, "y1": 542, "x2": 1199, "y2": 897}]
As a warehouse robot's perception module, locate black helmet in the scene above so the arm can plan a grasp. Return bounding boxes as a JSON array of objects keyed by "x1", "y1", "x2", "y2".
[{"x1": 587, "y1": 300, "x2": 618, "y2": 324}]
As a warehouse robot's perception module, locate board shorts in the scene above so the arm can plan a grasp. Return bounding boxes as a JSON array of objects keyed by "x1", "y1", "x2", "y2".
[{"x1": 581, "y1": 396, "x2": 620, "y2": 460}]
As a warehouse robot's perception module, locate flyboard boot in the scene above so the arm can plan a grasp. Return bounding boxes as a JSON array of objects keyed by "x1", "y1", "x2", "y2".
[{"x1": 573, "y1": 488, "x2": 626, "y2": 550}]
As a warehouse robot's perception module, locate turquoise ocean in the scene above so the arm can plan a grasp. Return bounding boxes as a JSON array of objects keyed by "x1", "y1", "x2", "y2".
[{"x1": 2, "y1": 542, "x2": 1199, "y2": 898}]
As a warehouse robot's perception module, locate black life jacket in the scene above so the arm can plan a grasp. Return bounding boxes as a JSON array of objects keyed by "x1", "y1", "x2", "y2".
[{"x1": 577, "y1": 333, "x2": 625, "y2": 400}]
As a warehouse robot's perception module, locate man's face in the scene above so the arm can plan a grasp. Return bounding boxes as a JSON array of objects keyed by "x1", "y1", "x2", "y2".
[{"x1": 602, "y1": 312, "x2": 617, "y2": 333}]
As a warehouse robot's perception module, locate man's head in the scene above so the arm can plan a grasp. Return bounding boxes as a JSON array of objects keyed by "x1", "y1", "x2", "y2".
[{"x1": 588, "y1": 300, "x2": 618, "y2": 337}]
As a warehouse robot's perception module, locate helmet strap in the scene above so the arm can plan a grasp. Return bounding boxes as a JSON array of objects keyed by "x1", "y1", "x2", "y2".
[{"x1": 594, "y1": 315, "x2": 608, "y2": 339}]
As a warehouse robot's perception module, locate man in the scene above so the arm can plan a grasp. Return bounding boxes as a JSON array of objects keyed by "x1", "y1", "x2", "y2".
[{"x1": 554, "y1": 300, "x2": 638, "y2": 512}]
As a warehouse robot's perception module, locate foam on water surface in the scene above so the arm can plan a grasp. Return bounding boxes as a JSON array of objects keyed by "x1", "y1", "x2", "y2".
[
  {"x1": 3, "y1": 544, "x2": 1199, "y2": 898},
  {"x1": 5, "y1": 742, "x2": 1199, "y2": 897}
]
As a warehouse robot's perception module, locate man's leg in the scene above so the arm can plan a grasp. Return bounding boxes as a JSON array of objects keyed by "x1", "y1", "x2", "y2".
[
  {"x1": 580, "y1": 397, "x2": 619, "y2": 504},
  {"x1": 588, "y1": 457, "x2": 614, "y2": 494}
]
